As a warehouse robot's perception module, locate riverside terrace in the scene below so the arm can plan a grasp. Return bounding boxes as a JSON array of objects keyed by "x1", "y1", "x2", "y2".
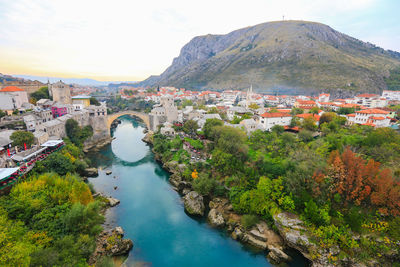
[{"x1": 0, "y1": 140, "x2": 65, "y2": 194}]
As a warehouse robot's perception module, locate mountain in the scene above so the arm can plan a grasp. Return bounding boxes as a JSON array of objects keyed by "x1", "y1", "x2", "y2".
[
  {"x1": 138, "y1": 20, "x2": 400, "y2": 95},
  {"x1": 13, "y1": 75, "x2": 136, "y2": 87}
]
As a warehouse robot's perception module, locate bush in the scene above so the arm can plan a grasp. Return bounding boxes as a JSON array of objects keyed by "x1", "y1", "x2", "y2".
[
  {"x1": 303, "y1": 200, "x2": 331, "y2": 226},
  {"x1": 299, "y1": 129, "x2": 313, "y2": 142},
  {"x1": 388, "y1": 217, "x2": 400, "y2": 240},
  {"x1": 241, "y1": 214, "x2": 259, "y2": 230},
  {"x1": 344, "y1": 207, "x2": 364, "y2": 232},
  {"x1": 192, "y1": 174, "x2": 224, "y2": 196},
  {"x1": 41, "y1": 153, "x2": 75, "y2": 175}
]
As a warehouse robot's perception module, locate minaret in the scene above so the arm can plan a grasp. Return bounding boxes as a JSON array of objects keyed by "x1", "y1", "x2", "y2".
[
  {"x1": 47, "y1": 78, "x2": 52, "y2": 98},
  {"x1": 246, "y1": 84, "x2": 253, "y2": 107}
]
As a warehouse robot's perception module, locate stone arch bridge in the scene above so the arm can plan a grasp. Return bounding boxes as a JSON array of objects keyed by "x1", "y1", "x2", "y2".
[{"x1": 107, "y1": 111, "x2": 149, "y2": 129}]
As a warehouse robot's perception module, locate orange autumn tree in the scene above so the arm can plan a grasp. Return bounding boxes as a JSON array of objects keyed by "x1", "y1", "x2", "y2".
[{"x1": 320, "y1": 147, "x2": 400, "y2": 216}]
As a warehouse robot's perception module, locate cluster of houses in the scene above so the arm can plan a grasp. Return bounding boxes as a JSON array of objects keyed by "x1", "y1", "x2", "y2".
[
  {"x1": 0, "y1": 81, "x2": 108, "y2": 168},
  {"x1": 145, "y1": 86, "x2": 400, "y2": 135}
]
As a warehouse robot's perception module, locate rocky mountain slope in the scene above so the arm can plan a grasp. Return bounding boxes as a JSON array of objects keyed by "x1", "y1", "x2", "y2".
[{"x1": 138, "y1": 21, "x2": 400, "y2": 94}]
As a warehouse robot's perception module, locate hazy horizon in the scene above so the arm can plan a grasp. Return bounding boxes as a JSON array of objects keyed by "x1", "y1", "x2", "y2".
[{"x1": 0, "y1": 0, "x2": 399, "y2": 81}]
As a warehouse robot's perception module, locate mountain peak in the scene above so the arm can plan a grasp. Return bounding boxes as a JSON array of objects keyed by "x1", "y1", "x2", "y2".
[{"x1": 139, "y1": 20, "x2": 400, "y2": 95}]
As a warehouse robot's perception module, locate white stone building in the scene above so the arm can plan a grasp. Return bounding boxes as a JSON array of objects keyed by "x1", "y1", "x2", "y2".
[
  {"x1": 355, "y1": 94, "x2": 387, "y2": 108},
  {"x1": 382, "y1": 90, "x2": 400, "y2": 101},
  {"x1": 0, "y1": 86, "x2": 29, "y2": 113},
  {"x1": 258, "y1": 112, "x2": 292, "y2": 131},
  {"x1": 346, "y1": 109, "x2": 390, "y2": 128}
]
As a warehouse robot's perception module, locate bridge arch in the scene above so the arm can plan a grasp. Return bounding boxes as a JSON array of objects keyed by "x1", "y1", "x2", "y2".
[{"x1": 107, "y1": 111, "x2": 150, "y2": 129}]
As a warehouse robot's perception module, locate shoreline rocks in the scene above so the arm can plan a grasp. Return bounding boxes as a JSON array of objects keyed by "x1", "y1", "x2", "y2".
[
  {"x1": 208, "y1": 208, "x2": 225, "y2": 227},
  {"x1": 89, "y1": 226, "x2": 133, "y2": 265},
  {"x1": 107, "y1": 197, "x2": 120, "y2": 207},
  {"x1": 83, "y1": 137, "x2": 113, "y2": 153},
  {"x1": 183, "y1": 191, "x2": 205, "y2": 216},
  {"x1": 84, "y1": 167, "x2": 98, "y2": 177}
]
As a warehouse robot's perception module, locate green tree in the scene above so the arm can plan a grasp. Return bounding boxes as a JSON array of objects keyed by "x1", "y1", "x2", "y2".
[
  {"x1": 310, "y1": 107, "x2": 320, "y2": 115},
  {"x1": 337, "y1": 107, "x2": 356, "y2": 115},
  {"x1": 290, "y1": 107, "x2": 304, "y2": 115},
  {"x1": 319, "y1": 112, "x2": 337, "y2": 125},
  {"x1": 30, "y1": 86, "x2": 50, "y2": 102},
  {"x1": 271, "y1": 125, "x2": 285, "y2": 134},
  {"x1": 90, "y1": 97, "x2": 100, "y2": 106},
  {"x1": 10, "y1": 130, "x2": 35, "y2": 147},
  {"x1": 0, "y1": 110, "x2": 6, "y2": 118},
  {"x1": 298, "y1": 129, "x2": 313, "y2": 142},
  {"x1": 248, "y1": 103, "x2": 260, "y2": 109},
  {"x1": 42, "y1": 153, "x2": 75, "y2": 175},
  {"x1": 203, "y1": 118, "x2": 223, "y2": 139},
  {"x1": 65, "y1": 119, "x2": 81, "y2": 145},
  {"x1": 302, "y1": 117, "x2": 317, "y2": 131},
  {"x1": 65, "y1": 119, "x2": 93, "y2": 146},
  {"x1": 182, "y1": 120, "x2": 199, "y2": 135}
]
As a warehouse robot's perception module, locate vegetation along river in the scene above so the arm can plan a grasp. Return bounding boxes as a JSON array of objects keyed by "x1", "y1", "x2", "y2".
[{"x1": 88, "y1": 116, "x2": 307, "y2": 267}]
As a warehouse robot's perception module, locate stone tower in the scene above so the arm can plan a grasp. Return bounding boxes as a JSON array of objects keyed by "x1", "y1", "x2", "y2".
[
  {"x1": 49, "y1": 80, "x2": 72, "y2": 104},
  {"x1": 160, "y1": 95, "x2": 178, "y2": 122}
]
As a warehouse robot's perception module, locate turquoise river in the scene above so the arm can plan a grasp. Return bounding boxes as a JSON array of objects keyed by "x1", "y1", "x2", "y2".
[{"x1": 88, "y1": 116, "x2": 307, "y2": 267}]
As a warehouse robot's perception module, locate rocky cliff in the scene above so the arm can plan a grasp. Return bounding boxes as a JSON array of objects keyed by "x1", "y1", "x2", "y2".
[{"x1": 138, "y1": 21, "x2": 400, "y2": 95}]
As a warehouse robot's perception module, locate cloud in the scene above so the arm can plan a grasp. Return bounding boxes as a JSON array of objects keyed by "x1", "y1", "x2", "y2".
[{"x1": 0, "y1": 0, "x2": 396, "y2": 80}]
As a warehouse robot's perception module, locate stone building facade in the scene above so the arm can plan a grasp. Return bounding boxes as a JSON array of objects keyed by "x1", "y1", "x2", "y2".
[
  {"x1": 149, "y1": 95, "x2": 178, "y2": 131},
  {"x1": 48, "y1": 81, "x2": 72, "y2": 104}
]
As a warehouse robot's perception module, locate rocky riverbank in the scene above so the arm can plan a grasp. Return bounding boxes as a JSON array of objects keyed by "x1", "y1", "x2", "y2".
[
  {"x1": 145, "y1": 131, "x2": 396, "y2": 267},
  {"x1": 85, "y1": 154, "x2": 133, "y2": 266},
  {"x1": 142, "y1": 132, "x2": 306, "y2": 265},
  {"x1": 83, "y1": 136, "x2": 113, "y2": 153}
]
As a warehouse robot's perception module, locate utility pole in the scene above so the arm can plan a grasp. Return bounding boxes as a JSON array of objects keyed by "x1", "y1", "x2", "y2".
[{"x1": 283, "y1": 15, "x2": 285, "y2": 21}]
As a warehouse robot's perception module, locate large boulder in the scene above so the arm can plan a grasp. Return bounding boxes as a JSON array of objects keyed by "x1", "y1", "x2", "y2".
[
  {"x1": 107, "y1": 197, "x2": 120, "y2": 207},
  {"x1": 183, "y1": 191, "x2": 205, "y2": 216},
  {"x1": 208, "y1": 208, "x2": 225, "y2": 227},
  {"x1": 274, "y1": 212, "x2": 335, "y2": 266},
  {"x1": 89, "y1": 226, "x2": 133, "y2": 264},
  {"x1": 267, "y1": 245, "x2": 292, "y2": 264},
  {"x1": 107, "y1": 227, "x2": 133, "y2": 256},
  {"x1": 84, "y1": 167, "x2": 98, "y2": 177}
]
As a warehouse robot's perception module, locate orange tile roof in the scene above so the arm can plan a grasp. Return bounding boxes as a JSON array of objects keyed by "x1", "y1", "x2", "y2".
[
  {"x1": 0, "y1": 86, "x2": 25, "y2": 92},
  {"x1": 347, "y1": 114, "x2": 356, "y2": 117},
  {"x1": 356, "y1": 109, "x2": 389, "y2": 115},
  {"x1": 357, "y1": 93, "x2": 379, "y2": 98},
  {"x1": 296, "y1": 113, "x2": 320, "y2": 121},
  {"x1": 296, "y1": 100, "x2": 316, "y2": 105},
  {"x1": 362, "y1": 122, "x2": 376, "y2": 127},
  {"x1": 260, "y1": 112, "x2": 292, "y2": 118},
  {"x1": 370, "y1": 116, "x2": 385, "y2": 120}
]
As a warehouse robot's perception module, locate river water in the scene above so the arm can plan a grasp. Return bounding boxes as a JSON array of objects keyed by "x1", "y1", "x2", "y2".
[{"x1": 88, "y1": 116, "x2": 307, "y2": 267}]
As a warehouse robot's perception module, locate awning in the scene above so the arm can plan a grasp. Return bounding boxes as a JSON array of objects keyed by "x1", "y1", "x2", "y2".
[
  {"x1": 12, "y1": 147, "x2": 47, "y2": 162},
  {"x1": 41, "y1": 140, "x2": 64, "y2": 147},
  {"x1": 0, "y1": 168, "x2": 19, "y2": 181}
]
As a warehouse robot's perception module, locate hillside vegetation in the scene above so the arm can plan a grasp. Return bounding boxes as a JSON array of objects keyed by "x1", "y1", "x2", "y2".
[{"x1": 140, "y1": 21, "x2": 400, "y2": 95}]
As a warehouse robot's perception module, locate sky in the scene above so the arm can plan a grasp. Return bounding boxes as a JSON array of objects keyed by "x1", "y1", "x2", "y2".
[{"x1": 0, "y1": 0, "x2": 399, "y2": 81}]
